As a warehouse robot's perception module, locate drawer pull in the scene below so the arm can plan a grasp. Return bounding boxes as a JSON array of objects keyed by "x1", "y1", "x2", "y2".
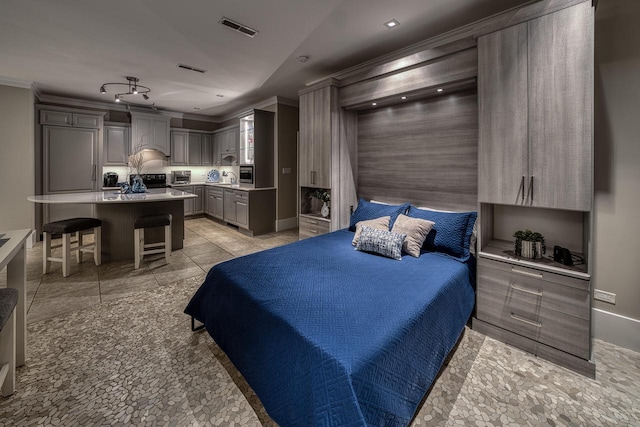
[
  {"x1": 510, "y1": 284, "x2": 543, "y2": 297},
  {"x1": 309, "y1": 229, "x2": 318, "y2": 234},
  {"x1": 308, "y1": 220, "x2": 318, "y2": 224},
  {"x1": 511, "y1": 267, "x2": 543, "y2": 279},
  {"x1": 510, "y1": 313, "x2": 542, "y2": 328}
]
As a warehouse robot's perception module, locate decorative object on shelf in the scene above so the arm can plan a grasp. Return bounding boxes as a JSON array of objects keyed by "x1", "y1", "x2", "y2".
[
  {"x1": 207, "y1": 169, "x2": 220, "y2": 182},
  {"x1": 99, "y1": 76, "x2": 154, "y2": 106},
  {"x1": 310, "y1": 189, "x2": 331, "y2": 218},
  {"x1": 513, "y1": 229, "x2": 546, "y2": 259},
  {"x1": 128, "y1": 140, "x2": 146, "y2": 193}
]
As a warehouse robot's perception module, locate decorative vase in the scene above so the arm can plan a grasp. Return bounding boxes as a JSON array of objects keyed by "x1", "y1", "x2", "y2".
[
  {"x1": 131, "y1": 175, "x2": 147, "y2": 193},
  {"x1": 521, "y1": 241, "x2": 542, "y2": 259},
  {"x1": 321, "y1": 202, "x2": 330, "y2": 218}
]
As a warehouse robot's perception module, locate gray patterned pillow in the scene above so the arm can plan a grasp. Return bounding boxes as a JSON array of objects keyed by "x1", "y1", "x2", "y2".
[{"x1": 356, "y1": 226, "x2": 406, "y2": 260}]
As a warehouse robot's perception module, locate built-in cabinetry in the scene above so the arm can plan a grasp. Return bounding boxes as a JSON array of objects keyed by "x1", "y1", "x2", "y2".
[
  {"x1": 103, "y1": 125, "x2": 130, "y2": 166},
  {"x1": 170, "y1": 130, "x2": 215, "y2": 166},
  {"x1": 213, "y1": 126, "x2": 239, "y2": 165},
  {"x1": 298, "y1": 214, "x2": 331, "y2": 240},
  {"x1": 473, "y1": 1, "x2": 594, "y2": 377},
  {"x1": 181, "y1": 185, "x2": 205, "y2": 216},
  {"x1": 130, "y1": 112, "x2": 170, "y2": 155},
  {"x1": 299, "y1": 87, "x2": 334, "y2": 189},
  {"x1": 170, "y1": 131, "x2": 189, "y2": 166},
  {"x1": 222, "y1": 188, "x2": 275, "y2": 236},
  {"x1": 239, "y1": 109, "x2": 274, "y2": 187},
  {"x1": 206, "y1": 187, "x2": 224, "y2": 220}
]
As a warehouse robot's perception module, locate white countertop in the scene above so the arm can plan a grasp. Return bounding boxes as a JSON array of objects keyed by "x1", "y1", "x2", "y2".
[
  {"x1": 169, "y1": 182, "x2": 276, "y2": 192},
  {"x1": 28, "y1": 189, "x2": 197, "y2": 204}
]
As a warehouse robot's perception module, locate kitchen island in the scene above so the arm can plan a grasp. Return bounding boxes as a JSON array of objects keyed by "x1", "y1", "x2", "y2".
[{"x1": 28, "y1": 189, "x2": 197, "y2": 262}]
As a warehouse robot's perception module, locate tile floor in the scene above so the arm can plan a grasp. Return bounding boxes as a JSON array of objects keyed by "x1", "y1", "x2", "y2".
[{"x1": 0, "y1": 216, "x2": 639, "y2": 426}]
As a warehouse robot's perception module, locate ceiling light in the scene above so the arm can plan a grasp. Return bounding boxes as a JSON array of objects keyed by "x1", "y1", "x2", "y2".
[
  {"x1": 401, "y1": 96, "x2": 407, "y2": 100},
  {"x1": 99, "y1": 76, "x2": 151, "y2": 105},
  {"x1": 437, "y1": 88, "x2": 444, "y2": 92},
  {"x1": 384, "y1": 19, "x2": 400, "y2": 29},
  {"x1": 297, "y1": 55, "x2": 309, "y2": 63},
  {"x1": 372, "y1": 103, "x2": 377, "y2": 106}
]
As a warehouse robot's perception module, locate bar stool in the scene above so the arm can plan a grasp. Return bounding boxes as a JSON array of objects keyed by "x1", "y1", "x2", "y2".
[
  {"x1": 134, "y1": 214, "x2": 172, "y2": 269},
  {"x1": 0, "y1": 288, "x2": 18, "y2": 397},
  {"x1": 43, "y1": 218, "x2": 102, "y2": 277}
]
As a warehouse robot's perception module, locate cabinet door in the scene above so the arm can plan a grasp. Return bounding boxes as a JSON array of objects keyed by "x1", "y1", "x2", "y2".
[
  {"x1": 312, "y1": 87, "x2": 332, "y2": 188},
  {"x1": 528, "y1": 2, "x2": 593, "y2": 211},
  {"x1": 73, "y1": 113, "x2": 100, "y2": 128},
  {"x1": 40, "y1": 110, "x2": 72, "y2": 126},
  {"x1": 213, "y1": 133, "x2": 222, "y2": 165},
  {"x1": 194, "y1": 186, "x2": 204, "y2": 214},
  {"x1": 188, "y1": 133, "x2": 202, "y2": 165},
  {"x1": 183, "y1": 186, "x2": 194, "y2": 215},
  {"x1": 478, "y1": 23, "x2": 529, "y2": 205},
  {"x1": 299, "y1": 92, "x2": 314, "y2": 187},
  {"x1": 43, "y1": 126, "x2": 97, "y2": 193},
  {"x1": 226, "y1": 127, "x2": 238, "y2": 154},
  {"x1": 103, "y1": 126, "x2": 129, "y2": 166},
  {"x1": 132, "y1": 115, "x2": 152, "y2": 152},
  {"x1": 223, "y1": 189, "x2": 236, "y2": 222},
  {"x1": 236, "y1": 200, "x2": 248, "y2": 227},
  {"x1": 152, "y1": 117, "x2": 170, "y2": 155},
  {"x1": 170, "y1": 131, "x2": 189, "y2": 166},
  {"x1": 202, "y1": 134, "x2": 213, "y2": 165},
  {"x1": 214, "y1": 195, "x2": 224, "y2": 220},
  {"x1": 206, "y1": 190, "x2": 215, "y2": 216}
]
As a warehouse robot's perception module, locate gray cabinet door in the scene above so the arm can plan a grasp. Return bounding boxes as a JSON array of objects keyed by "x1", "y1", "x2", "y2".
[
  {"x1": 103, "y1": 126, "x2": 129, "y2": 166},
  {"x1": 40, "y1": 110, "x2": 72, "y2": 126},
  {"x1": 170, "y1": 131, "x2": 189, "y2": 166},
  {"x1": 236, "y1": 200, "x2": 248, "y2": 227},
  {"x1": 528, "y1": 2, "x2": 593, "y2": 211},
  {"x1": 213, "y1": 133, "x2": 223, "y2": 165},
  {"x1": 182, "y1": 186, "x2": 194, "y2": 215},
  {"x1": 202, "y1": 134, "x2": 213, "y2": 166},
  {"x1": 194, "y1": 186, "x2": 204, "y2": 214},
  {"x1": 73, "y1": 113, "x2": 100, "y2": 128},
  {"x1": 312, "y1": 87, "x2": 332, "y2": 189},
  {"x1": 299, "y1": 92, "x2": 314, "y2": 187},
  {"x1": 478, "y1": 23, "x2": 529, "y2": 205},
  {"x1": 43, "y1": 126, "x2": 97, "y2": 193},
  {"x1": 226, "y1": 127, "x2": 238, "y2": 155},
  {"x1": 213, "y1": 194, "x2": 224, "y2": 220},
  {"x1": 188, "y1": 133, "x2": 202, "y2": 165},
  {"x1": 223, "y1": 189, "x2": 236, "y2": 222},
  {"x1": 152, "y1": 117, "x2": 170, "y2": 154}
]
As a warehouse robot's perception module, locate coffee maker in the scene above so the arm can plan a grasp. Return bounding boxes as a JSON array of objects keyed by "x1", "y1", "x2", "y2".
[{"x1": 103, "y1": 172, "x2": 118, "y2": 187}]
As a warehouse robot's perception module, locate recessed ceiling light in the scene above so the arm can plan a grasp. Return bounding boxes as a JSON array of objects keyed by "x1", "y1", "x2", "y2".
[
  {"x1": 384, "y1": 19, "x2": 400, "y2": 29},
  {"x1": 401, "y1": 96, "x2": 407, "y2": 100},
  {"x1": 372, "y1": 103, "x2": 377, "y2": 106},
  {"x1": 437, "y1": 88, "x2": 444, "y2": 92},
  {"x1": 297, "y1": 55, "x2": 309, "y2": 63}
]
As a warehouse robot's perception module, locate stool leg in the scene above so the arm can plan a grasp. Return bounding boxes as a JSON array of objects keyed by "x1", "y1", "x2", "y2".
[
  {"x1": 76, "y1": 231, "x2": 83, "y2": 263},
  {"x1": 164, "y1": 224, "x2": 171, "y2": 264},
  {"x1": 43, "y1": 232, "x2": 51, "y2": 274},
  {"x1": 62, "y1": 233, "x2": 71, "y2": 277},
  {"x1": 134, "y1": 228, "x2": 142, "y2": 269},
  {"x1": 0, "y1": 308, "x2": 16, "y2": 397},
  {"x1": 94, "y1": 226, "x2": 101, "y2": 266}
]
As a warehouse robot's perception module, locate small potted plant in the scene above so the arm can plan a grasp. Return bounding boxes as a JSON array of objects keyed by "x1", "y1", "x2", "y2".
[
  {"x1": 310, "y1": 189, "x2": 331, "y2": 218},
  {"x1": 513, "y1": 229, "x2": 546, "y2": 259}
]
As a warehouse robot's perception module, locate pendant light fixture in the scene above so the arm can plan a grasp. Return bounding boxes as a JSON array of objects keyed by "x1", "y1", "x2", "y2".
[{"x1": 99, "y1": 76, "x2": 151, "y2": 105}]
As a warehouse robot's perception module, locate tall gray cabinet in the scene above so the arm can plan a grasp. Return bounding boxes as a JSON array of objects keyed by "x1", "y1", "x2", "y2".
[{"x1": 473, "y1": 1, "x2": 595, "y2": 377}]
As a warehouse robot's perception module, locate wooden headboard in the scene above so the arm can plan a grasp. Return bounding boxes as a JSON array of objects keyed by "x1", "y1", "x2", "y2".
[{"x1": 356, "y1": 89, "x2": 478, "y2": 212}]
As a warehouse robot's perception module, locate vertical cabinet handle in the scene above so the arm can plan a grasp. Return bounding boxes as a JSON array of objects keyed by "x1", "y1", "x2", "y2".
[
  {"x1": 92, "y1": 164, "x2": 96, "y2": 181},
  {"x1": 520, "y1": 176, "x2": 525, "y2": 201},
  {"x1": 530, "y1": 176, "x2": 534, "y2": 202}
]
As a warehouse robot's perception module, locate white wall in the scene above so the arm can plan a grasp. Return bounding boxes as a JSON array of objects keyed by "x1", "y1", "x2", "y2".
[
  {"x1": 592, "y1": 0, "x2": 640, "y2": 350},
  {"x1": 0, "y1": 83, "x2": 34, "y2": 231}
]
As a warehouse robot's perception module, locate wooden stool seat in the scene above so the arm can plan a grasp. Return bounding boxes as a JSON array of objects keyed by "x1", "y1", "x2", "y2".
[
  {"x1": 43, "y1": 218, "x2": 102, "y2": 277},
  {"x1": 134, "y1": 214, "x2": 171, "y2": 269}
]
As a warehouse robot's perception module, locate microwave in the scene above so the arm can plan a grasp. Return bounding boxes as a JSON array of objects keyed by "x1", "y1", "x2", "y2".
[{"x1": 239, "y1": 166, "x2": 254, "y2": 184}]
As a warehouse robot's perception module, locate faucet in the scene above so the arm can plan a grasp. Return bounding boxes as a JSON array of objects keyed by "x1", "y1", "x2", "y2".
[{"x1": 222, "y1": 171, "x2": 237, "y2": 184}]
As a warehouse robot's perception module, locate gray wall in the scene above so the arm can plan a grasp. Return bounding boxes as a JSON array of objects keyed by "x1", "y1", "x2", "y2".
[
  {"x1": 0, "y1": 84, "x2": 34, "y2": 230},
  {"x1": 593, "y1": 0, "x2": 640, "y2": 320}
]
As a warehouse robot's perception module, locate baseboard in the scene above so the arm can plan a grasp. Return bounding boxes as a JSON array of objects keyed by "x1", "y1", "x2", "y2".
[
  {"x1": 276, "y1": 216, "x2": 298, "y2": 232},
  {"x1": 592, "y1": 308, "x2": 640, "y2": 353}
]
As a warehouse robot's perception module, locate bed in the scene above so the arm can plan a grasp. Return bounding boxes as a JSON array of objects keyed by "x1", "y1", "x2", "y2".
[{"x1": 185, "y1": 203, "x2": 476, "y2": 427}]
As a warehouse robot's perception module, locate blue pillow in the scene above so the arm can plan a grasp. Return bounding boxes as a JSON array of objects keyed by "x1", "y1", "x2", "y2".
[
  {"x1": 349, "y1": 199, "x2": 409, "y2": 231},
  {"x1": 407, "y1": 206, "x2": 477, "y2": 261}
]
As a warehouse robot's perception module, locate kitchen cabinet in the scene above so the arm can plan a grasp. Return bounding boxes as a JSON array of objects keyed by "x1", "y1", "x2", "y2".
[
  {"x1": 222, "y1": 188, "x2": 275, "y2": 235},
  {"x1": 170, "y1": 131, "x2": 189, "y2": 166},
  {"x1": 239, "y1": 109, "x2": 274, "y2": 187},
  {"x1": 206, "y1": 187, "x2": 224, "y2": 219},
  {"x1": 103, "y1": 125, "x2": 130, "y2": 166},
  {"x1": 202, "y1": 134, "x2": 213, "y2": 166},
  {"x1": 478, "y1": 1, "x2": 593, "y2": 211},
  {"x1": 131, "y1": 112, "x2": 170, "y2": 155},
  {"x1": 40, "y1": 110, "x2": 102, "y2": 129},
  {"x1": 299, "y1": 86, "x2": 334, "y2": 189},
  {"x1": 182, "y1": 186, "x2": 194, "y2": 215},
  {"x1": 194, "y1": 185, "x2": 204, "y2": 214},
  {"x1": 214, "y1": 126, "x2": 239, "y2": 165}
]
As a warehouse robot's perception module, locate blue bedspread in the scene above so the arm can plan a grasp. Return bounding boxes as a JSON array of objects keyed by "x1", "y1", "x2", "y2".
[{"x1": 185, "y1": 229, "x2": 475, "y2": 427}]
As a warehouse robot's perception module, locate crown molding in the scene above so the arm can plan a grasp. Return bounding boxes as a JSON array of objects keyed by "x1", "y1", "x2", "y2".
[
  {"x1": 0, "y1": 75, "x2": 34, "y2": 89},
  {"x1": 31, "y1": 82, "x2": 42, "y2": 99},
  {"x1": 220, "y1": 96, "x2": 299, "y2": 122}
]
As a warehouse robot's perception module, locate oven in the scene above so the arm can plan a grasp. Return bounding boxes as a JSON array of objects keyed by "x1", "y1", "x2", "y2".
[{"x1": 239, "y1": 166, "x2": 254, "y2": 184}]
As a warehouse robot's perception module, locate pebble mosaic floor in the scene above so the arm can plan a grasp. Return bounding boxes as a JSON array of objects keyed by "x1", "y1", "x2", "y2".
[{"x1": 1, "y1": 217, "x2": 639, "y2": 426}]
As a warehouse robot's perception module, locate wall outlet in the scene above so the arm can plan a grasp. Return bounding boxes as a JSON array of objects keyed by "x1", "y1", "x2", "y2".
[{"x1": 594, "y1": 289, "x2": 616, "y2": 304}]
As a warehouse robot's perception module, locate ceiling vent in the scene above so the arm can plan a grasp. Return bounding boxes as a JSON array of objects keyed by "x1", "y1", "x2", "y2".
[
  {"x1": 219, "y1": 17, "x2": 258, "y2": 38},
  {"x1": 177, "y1": 63, "x2": 207, "y2": 74}
]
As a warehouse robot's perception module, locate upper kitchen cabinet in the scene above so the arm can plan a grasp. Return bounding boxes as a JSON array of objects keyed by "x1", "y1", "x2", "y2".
[
  {"x1": 103, "y1": 125, "x2": 130, "y2": 166},
  {"x1": 214, "y1": 126, "x2": 239, "y2": 165},
  {"x1": 239, "y1": 109, "x2": 274, "y2": 188},
  {"x1": 170, "y1": 130, "x2": 189, "y2": 166},
  {"x1": 40, "y1": 110, "x2": 102, "y2": 129},
  {"x1": 201, "y1": 134, "x2": 213, "y2": 166},
  {"x1": 130, "y1": 112, "x2": 170, "y2": 155},
  {"x1": 299, "y1": 85, "x2": 336, "y2": 189},
  {"x1": 188, "y1": 132, "x2": 202, "y2": 165},
  {"x1": 478, "y1": 1, "x2": 593, "y2": 211}
]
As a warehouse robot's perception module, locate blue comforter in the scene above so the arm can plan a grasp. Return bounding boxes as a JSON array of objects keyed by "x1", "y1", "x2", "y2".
[{"x1": 185, "y1": 229, "x2": 475, "y2": 427}]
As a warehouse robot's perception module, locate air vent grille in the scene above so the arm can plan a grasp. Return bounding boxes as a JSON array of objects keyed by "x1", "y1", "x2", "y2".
[
  {"x1": 177, "y1": 64, "x2": 207, "y2": 74},
  {"x1": 219, "y1": 17, "x2": 258, "y2": 38}
]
